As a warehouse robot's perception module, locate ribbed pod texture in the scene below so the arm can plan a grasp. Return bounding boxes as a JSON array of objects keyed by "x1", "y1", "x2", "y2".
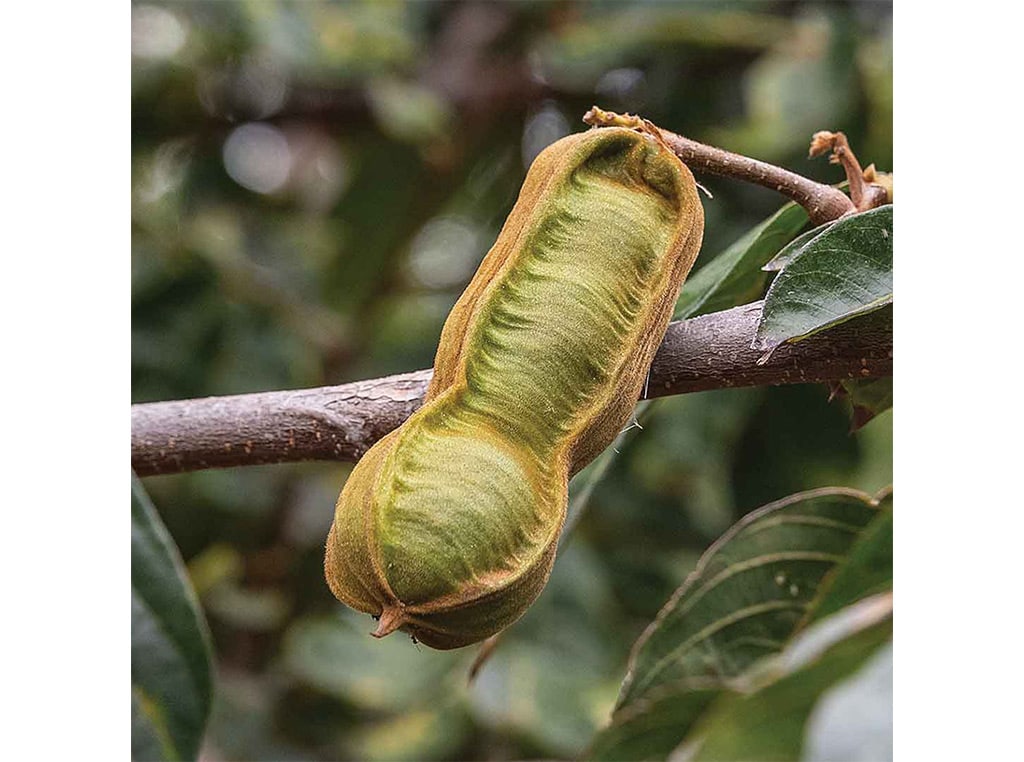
[{"x1": 326, "y1": 126, "x2": 704, "y2": 649}]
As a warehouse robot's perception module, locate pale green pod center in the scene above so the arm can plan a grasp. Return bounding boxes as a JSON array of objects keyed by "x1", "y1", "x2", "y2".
[
  {"x1": 375, "y1": 405, "x2": 557, "y2": 605},
  {"x1": 458, "y1": 136, "x2": 682, "y2": 461}
]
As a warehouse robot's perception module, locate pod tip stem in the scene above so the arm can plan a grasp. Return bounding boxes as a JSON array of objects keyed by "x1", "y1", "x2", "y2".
[{"x1": 372, "y1": 605, "x2": 406, "y2": 638}]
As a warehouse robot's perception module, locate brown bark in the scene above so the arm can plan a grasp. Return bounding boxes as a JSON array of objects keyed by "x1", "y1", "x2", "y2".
[{"x1": 132, "y1": 302, "x2": 892, "y2": 477}]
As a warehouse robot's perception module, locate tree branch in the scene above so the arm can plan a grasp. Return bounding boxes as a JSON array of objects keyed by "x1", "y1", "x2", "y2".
[
  {"x1": 132, "y1": 302, "x2": 892, "y2": 477},
  {"x1": 582, "y1": 106, "x2": 867, "y2": 226}
]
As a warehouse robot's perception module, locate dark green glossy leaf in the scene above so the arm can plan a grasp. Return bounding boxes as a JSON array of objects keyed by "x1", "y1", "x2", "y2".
[
  {"x1": 674, "y1": 202, "x2": 808, "y2": 320},
  {"x1": 132, "y1": 475, "x2": 214, "y2": 761},
  {"x1": 689, "y1": 596, "x2": 892, "y2": 762},
  {"x1": 754, "y1": 205, "x2": 893, "y2": 359}
]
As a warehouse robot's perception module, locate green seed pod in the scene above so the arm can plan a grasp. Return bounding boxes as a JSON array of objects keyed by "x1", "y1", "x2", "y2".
[{"x1": 325, "y1": 126, "x2": 704, "y2": 649}]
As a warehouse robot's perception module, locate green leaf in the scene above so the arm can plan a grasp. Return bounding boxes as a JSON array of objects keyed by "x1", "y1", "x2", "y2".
[
  {"x1": 761, "y1": 221, "x2": 836, "y2": 272},
  {"x1": 588, "y1": 593, "x2": 892, "y2": 762},
  {"x1": 616, "y1": 487, "x2": 883, "y2": 710},
  {"x1": 753, "y1": 205, "x2": 893, "y2": 359},
  {"x1": 806, "y1": 490, "x2": 892, "y2": 624},
  {"x1": 587, "y1": 682, "x2": 720, "y2": 762},
  {"x1": 132, "y1": 475, "x2": 214, "y2": 761},
  {"x1": 840, "y1": 377, "x2": 893, "y2": 431},
  {"x1": 674, "y1": 202, "x2": 808, "y2": 320},
  {"x1": 588, "y1": 487, "x2": 887, "y2": 761},
  {"x1": 689, "y1": 595, "x2": 892, "y2": 762}
]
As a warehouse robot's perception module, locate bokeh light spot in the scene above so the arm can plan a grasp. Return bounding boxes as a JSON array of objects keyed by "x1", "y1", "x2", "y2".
[{"x1": 222, "y1": 123, "x2": 292, "y2": 195}]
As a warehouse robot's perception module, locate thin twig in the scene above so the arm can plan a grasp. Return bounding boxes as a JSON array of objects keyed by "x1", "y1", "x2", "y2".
[{"x1": 809, "y1": 130, "x2": 889, "y2": 212}]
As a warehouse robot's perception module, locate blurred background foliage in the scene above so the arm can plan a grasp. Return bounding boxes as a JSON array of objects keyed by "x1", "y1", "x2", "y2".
[{"x1": 131, "y1": 1, "x2": 892, "y2": 759}]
